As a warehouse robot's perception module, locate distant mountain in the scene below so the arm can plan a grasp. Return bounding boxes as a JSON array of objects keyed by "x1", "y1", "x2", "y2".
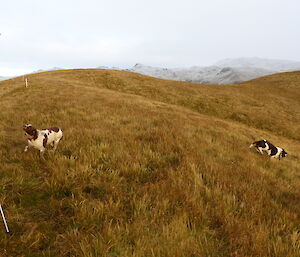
[
  {"x1": 215, "y1": 57, "x2": 300, "y2": 71},
  {"x1": 96, "y1": 65, "x2": 122, "y2": 70},
  {"x1": 127, "y1": 58, "x2": 300, "y2": 84},
  {"x1": 0, "y1": 76, "x2": 10, "y2": 81},
  {"x1": 32, "y1": 67, "x2": 63, "y2": 74}
]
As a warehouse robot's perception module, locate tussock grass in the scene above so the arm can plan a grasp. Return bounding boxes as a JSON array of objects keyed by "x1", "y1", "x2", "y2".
[{"x1": 0, "y1": 70, "x2": 299, "y2": 256}]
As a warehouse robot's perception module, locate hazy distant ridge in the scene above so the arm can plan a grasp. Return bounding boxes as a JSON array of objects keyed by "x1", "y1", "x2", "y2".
[
  {"x1": 215, "y1": 57, "x2": 300, "y2": 71},
  {"x1": 9, "y1": 58, "x2": 300, "y2": 84},
  {"x1": 127, "y1": 58, "x2": 300, "y2": 84},
  {"x1": 0, "y1": 76, "x2": 10, "y2": 81}
]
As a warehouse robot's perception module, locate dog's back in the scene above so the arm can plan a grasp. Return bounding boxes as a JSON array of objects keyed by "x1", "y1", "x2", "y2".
[
  {"x1": 250, "y1": 139, "x2": 268, "y2": 149},
  {"x1": 41, "y1": 127, "x2": 63, "y2": 143}
]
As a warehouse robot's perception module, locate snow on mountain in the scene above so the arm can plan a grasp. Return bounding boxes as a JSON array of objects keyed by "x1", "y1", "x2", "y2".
[
  {"x1": 127, "y1": 63, "x2": 179, "y2": 80},
  {"x1": 128, "y1": 58, "x2": 300, "y2": 84},
  {"x1": 128, "y1": 64, "x2": 272, "y2": 84}
]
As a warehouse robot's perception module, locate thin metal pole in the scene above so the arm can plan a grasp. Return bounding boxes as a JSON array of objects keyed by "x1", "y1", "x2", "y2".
[{"x1": 0, "y1": 204, "x2": 10, "y2": 233}]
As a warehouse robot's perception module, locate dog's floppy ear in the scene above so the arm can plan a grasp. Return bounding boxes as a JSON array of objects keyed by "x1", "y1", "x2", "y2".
[
  {"x1": 282, "y1": 149, "x2": 287, "y2": 157},
  {"x1": 281, "y1": 149, "x2": 288, "y2": 157}
]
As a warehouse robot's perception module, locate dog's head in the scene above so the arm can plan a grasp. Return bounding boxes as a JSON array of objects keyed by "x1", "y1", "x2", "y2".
[
  {"x1": 23, "y1": 124, "x2": 38, "y2": 140},
  {"x1": 281, "y1": 149, "x2": 288, "y2": 158}
]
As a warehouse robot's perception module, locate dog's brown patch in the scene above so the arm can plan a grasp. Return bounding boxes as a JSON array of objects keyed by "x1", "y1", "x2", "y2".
[
  {"x1": 49, "y1": 127, "x2": 60, "y2": 133},
  {"x1": 43, "y1": 134, "x2": 48, "y2": 147}
]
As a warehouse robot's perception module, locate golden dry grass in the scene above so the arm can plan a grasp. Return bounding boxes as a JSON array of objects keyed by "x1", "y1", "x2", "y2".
[{"x1": 0, "y1": 70, "x2": 299, "y2": 257}]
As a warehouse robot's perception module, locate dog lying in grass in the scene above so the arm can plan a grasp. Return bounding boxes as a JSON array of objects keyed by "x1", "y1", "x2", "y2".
[
  {"x1": 23, "y1": 124, "x2": 63, "y2": 156},
  {"x1": 249, "y1": 139, "x2": 287, "y2": 160}
]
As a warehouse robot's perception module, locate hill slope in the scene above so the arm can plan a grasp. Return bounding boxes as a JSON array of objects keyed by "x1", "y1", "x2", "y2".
[{"x1": 0, "y1": 70, "x2": 299, "y2": 257}]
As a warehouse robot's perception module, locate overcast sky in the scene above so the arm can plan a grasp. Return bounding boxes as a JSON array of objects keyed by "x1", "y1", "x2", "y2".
[{"x1": 1, "y1": 0, "x2": 300, "y2": 76}]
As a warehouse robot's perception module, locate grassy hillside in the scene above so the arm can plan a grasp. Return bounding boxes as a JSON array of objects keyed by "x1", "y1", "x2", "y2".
[{"x1": 0, "y1": 70, "x2": 299, "y2": 257}]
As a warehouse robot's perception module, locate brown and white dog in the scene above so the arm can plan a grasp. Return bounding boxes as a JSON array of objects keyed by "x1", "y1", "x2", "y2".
[
  {"x1": 249, "y1": 139, "x2": 287, "y2": 160},
  {"x1": 23, "y1": 124, "x2": 63, "y2": 155}
]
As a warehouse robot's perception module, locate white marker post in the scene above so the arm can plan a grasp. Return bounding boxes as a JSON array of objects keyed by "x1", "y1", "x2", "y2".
[
  {"x1": 25, "y1": 78, "x2": 28, "y2": 88},
  {"x1": 0, "y1": 204, "x2": 10, "y2": 234}
]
